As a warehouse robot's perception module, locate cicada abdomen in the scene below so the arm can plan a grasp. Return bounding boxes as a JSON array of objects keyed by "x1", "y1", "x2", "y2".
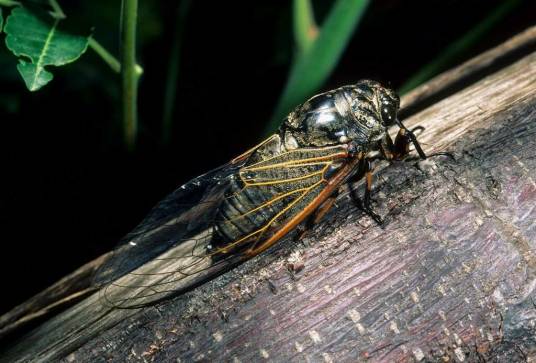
[{"x1": 212, "y1": 144, "x2": 350, "y2": 254}]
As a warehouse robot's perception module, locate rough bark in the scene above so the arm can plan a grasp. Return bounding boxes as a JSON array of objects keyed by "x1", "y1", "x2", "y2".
[{"x1": 2, "y1": 30, "x2": 536, "y2": 363}]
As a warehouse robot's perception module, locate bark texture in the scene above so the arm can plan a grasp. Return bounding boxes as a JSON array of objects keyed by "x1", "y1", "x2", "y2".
[{"x1": 1, "y1": 30, "x2": 536, "y2": 363}]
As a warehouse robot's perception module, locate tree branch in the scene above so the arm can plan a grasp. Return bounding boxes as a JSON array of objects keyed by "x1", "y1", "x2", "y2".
[{"x1": 2, "y1": 27, "x2": 536, "y2": 363}]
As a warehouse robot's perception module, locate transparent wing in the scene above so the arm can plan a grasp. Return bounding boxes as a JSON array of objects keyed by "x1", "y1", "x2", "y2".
[{"x1": 95, "y1": 160, "x2": 247, "y2": 308}]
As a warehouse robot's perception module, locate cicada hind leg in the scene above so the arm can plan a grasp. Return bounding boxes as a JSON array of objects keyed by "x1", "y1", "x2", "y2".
[{"x1": 348, "y1": 157, "x2": 384, "y2": 224}]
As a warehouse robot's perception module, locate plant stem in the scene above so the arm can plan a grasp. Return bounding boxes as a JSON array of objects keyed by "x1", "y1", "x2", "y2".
[
  {"x1": 162, "y1": 0, "x2": 190, "y2": 145},
  {"x1": 89, "y1": 38, "x2": 144, "y2": 76},
  {"x1": 43, "y1": 0, "x2": 143, "y2": 77},
  {"x1": 293, "y1": 0, "x2": 318, "y2": 54},
  {"x1": 121, "y1": 0, "x2": 139, "y2": 150}
]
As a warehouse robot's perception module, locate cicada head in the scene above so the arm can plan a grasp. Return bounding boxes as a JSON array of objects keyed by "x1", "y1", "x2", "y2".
[
  {"x1": 349, "y1": 79, "x2": 400, "y2": 128},
  {"x1": 338, "y1": 80, "x2": 399, "y2": 146}
]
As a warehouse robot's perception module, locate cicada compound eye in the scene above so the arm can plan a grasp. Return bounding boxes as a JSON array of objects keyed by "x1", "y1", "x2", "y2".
[{"x1": 377, "y1": 87, "x2": 400, "y2": 127}]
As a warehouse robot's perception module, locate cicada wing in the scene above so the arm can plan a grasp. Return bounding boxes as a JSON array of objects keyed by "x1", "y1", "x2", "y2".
[
  {"x1": 95, "y1": 160, "x2": 248, "y2": 308},
  {"x1": 100, "y1": 230, "x2": 245, "y2": 308}
]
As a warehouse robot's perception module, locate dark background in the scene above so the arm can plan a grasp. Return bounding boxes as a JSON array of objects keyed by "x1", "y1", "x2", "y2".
[{"x1": 0, "y1": 0, "x2": 534, "y2": 314}]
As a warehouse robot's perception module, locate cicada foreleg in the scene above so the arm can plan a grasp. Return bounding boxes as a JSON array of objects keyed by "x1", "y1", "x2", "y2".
[
  {"x1": 393, "y1": 119, "x2": 429, "y2": 159},
  {"x1": 378, "y1": 127, "x2": 418, "y2": 161},
  {"x1": 390, "y1": 120, "x2": 454, "y2": 160}
]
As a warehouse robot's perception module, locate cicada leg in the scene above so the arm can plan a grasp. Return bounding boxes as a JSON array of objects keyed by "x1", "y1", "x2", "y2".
[
  {"x1": 394, "y1": 119, "x2": 428, "y2": 159},
  {"x1": 378, "y1": 128, "x2": 415, "y2": 161},
  {"x1": 389, "y1": 120, "x2": 454, "y2": 160},
  {"x1": 349, "y1": 157, "x2": 384, "y2": 224},
  {"x1": 295, "y1": 191, "x2": 339, "y2": 241},
  {"x1": 361, "y1": 159, "x2": 383, "y2": 224}
]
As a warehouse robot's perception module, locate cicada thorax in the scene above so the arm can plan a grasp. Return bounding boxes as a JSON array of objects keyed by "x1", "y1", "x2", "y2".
[{"x1": 211, "y1": 134, "x2": 349, "y2": 255}]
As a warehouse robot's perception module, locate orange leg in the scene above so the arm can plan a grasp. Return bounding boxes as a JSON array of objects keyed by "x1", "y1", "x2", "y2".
[
  {"x1": 295, "y1": 193, "x2": 338, "y2": 241},
  {"x1": 394, "y1": 128, "x2": 410, "y2": 158},
  {"x1": 379, "y1": 129, "x2": 411, "y2": 161},
  {"x1": 379, "y1": 125, "x2": 454, "y2": 162}
]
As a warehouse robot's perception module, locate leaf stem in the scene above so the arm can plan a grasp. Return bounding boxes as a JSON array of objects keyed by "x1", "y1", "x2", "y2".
[
  {"x1": 121, "y1": 0, "x2": 139, "y2": 150},
  {"x1": 48, "y1": 0, "x2": 66, "y2": 19},
  {"x1": 88, "y1": 38, "x2": 120, "y2": 73},
  {"x1": 46, "y1": 0, "x2": 143, "y2": 78},
  {"x1": 46, "y1": 0, "x2": 142, "y2": 148}
]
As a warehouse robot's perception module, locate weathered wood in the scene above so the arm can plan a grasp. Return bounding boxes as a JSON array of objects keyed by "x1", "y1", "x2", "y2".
[
  {"x1": 2, "y1": 36, "x2": 536, "y2": 363},
  {"x1": 0, "y1": 254, "x2": 108, "y2": 341}
]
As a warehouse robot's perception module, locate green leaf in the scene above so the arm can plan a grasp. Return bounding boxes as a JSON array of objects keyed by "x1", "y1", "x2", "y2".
[
  {"x1": 293, "y1": 0, "x2": 317, "y2": 54},
  {"x1": 4, "y1": 6, "x2": 89, "y2": 91},
  {"x1": 0, "y1": 0, "x2": 22, "y2": 32},
  {"x1": 17, "y1": 59, "x2": 53, "y2": 90},
  {"x1": 267, "y1": 0, "x2": 369, "y2": 134}
]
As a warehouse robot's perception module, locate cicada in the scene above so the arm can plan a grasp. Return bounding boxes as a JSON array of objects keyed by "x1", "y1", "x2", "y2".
[{"x1": 97, "y1": 80, "x2": 435, "y2": 308}]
